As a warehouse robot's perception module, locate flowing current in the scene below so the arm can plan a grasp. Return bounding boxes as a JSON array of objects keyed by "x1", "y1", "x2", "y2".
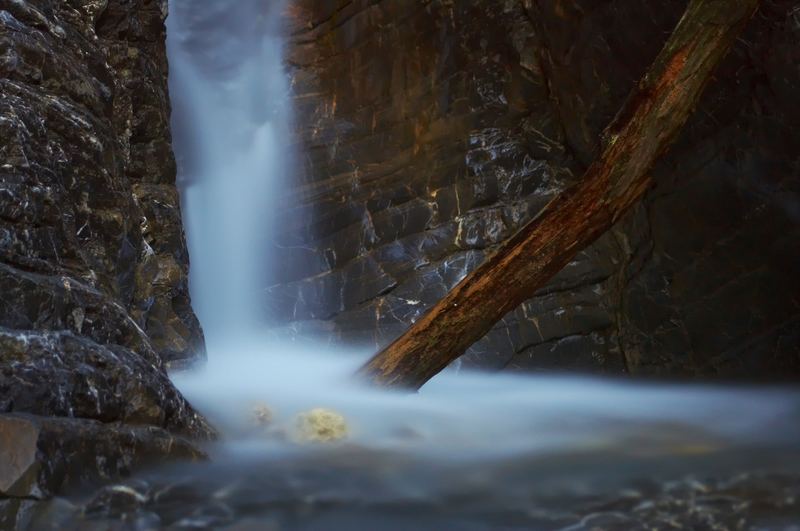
[{"x1": 53, "y1": 1, "x2": 800, "y2": 528}]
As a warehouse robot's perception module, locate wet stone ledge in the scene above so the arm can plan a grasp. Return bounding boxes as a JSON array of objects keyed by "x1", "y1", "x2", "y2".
[{"x1": 0, "y1": 413, "x2": 205, "y2": 503}]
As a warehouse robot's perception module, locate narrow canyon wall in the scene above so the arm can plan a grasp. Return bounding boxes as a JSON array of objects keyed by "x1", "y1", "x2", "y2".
[
  {"x1": 277, "y1": 0, "x2": 799, "y2": 378},
  {"x1": 0, "y1": 0, "x2": 210, "y2": 504}
]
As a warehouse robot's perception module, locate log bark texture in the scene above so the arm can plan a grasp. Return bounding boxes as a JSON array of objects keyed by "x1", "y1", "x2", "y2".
[{"x1": 358, "y1": 0, "x2": 761, "y2": 389}]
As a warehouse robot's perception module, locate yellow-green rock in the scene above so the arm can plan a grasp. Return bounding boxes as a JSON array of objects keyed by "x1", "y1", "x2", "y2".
[{"x1": 294, "y1": 408, "x2": 348, "y2": 443}]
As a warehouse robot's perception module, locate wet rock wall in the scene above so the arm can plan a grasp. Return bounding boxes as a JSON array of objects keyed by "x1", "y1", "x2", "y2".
[
  {"x1": 0, "y1": 0, "x2": 210, "y2": 499},
  {"x1": 275, "y1": 0, "x2": 800, "y2": 378}
]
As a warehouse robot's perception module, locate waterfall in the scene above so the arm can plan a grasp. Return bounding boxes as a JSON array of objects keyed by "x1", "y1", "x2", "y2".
[{"x1": 167, "y1": 0, "x2": 289, "y2": 350}]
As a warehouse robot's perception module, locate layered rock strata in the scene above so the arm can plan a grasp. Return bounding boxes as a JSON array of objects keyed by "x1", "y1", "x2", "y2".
[
  {"x1": 0, "y1": 0, "x2": 210, "y2": 498},
  {"x1": 275, "y1": 0, "x2": 799, "y2": 378}
]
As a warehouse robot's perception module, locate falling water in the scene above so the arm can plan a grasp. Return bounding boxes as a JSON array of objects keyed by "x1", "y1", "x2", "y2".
[
  {"x1": 166, "y1": 0, "x2": 290, "y2": 348},
  {"x1": 124, "y1": 1, "x2": 800, "y2": 529}
]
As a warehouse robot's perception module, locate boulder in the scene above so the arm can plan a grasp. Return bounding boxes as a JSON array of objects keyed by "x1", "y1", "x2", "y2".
[
  {"x1": 0, "y1": 414, "x2": 205, "y2": 500},
  {"x1": 0, "y1": 328, "x2": 214, "y2": 439}
]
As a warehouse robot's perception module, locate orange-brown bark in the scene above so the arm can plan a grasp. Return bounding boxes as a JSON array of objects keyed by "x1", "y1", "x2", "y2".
[{"x1": 358, "y1": 0, "x2": 760, "y2": 389}]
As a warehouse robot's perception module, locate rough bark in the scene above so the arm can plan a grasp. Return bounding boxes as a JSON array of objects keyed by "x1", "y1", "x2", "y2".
[{"x1": 358, "y1": 0, "x2": 761, "y2": 389}]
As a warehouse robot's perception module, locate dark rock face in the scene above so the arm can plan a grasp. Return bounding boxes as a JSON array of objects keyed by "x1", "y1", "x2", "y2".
[
  {"x1": 0, "y1": 0, "x2": 202, "y2": 364},
  {"x1": 0, "y1": 0, "x2": 211, "y2": 499},
  {"x1": 276, "y1": 0, "x2": 800, "y2": 378},
  {"x1": 0, "y1": 414, "x2": 205, "y2": 500},
  {"x1": 0, "y1": 328, "x2": 211, "y2": 437}
]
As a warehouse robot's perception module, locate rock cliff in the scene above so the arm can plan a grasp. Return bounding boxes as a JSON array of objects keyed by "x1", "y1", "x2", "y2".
[
  {"x1": 277, "y1": 0, "x2": 799, "y2": 378},
  {"x1": 0, "y1": 0, "x2": 210, "y2": 502}
]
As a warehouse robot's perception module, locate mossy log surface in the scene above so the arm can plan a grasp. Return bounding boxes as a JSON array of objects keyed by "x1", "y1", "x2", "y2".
[{"x1": 358, "y1": 0, "x2": 761, "y2": 389}]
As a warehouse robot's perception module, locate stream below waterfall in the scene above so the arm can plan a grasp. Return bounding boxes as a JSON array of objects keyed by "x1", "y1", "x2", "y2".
[
  {"x1": 29, "y1": 354, "x2": 800, "y2": 529},
  {"x1": 26, "y1": 1, "x2": 800, "y2": 529}
]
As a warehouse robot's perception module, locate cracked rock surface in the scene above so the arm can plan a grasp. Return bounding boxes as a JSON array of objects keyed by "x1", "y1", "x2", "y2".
[
  {"x1": 273, "y1": 0, "x2": 800, "y2": 378},
  {"x1": 0, "y1": 0, "x2": 211, "y2": 498}
]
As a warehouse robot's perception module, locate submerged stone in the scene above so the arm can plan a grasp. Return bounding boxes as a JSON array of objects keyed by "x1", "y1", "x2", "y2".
[
  {"x1": 294, "y1": 408, "x2": 349, "y2": 443},
  {"x1": 249, "y1": 403, "x2": 274, "y2": 428},
  {"x1": 0, "y1": 328, "x2": 214, "y2": 440}
]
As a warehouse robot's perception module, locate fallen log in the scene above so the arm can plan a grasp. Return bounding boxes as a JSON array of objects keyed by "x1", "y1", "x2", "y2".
[{"x1": 358, "y1": 0, "x2": 760, "y2": 389}]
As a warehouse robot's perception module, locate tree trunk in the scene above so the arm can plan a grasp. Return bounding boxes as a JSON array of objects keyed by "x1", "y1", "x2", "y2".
[{"x1": 357, "y1": 0, "x2": 760, "y2": 389}]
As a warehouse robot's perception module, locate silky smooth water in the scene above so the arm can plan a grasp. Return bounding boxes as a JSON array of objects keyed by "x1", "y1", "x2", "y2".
[
  {"x1": 128, "y1": 2, "x2": 800, "y2": 530},
  {"x1": 167, "y1": 0, "x2": 290, "y2": 347}
]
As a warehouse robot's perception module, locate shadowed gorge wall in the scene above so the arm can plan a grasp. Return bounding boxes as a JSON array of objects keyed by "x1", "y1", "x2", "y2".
[
  {"x1": 1, "y1": 0, "x2": 203, "y2": 364},
  {"x1": 0, "y1": 0, "x2": 211, "y2": 501},
  {"x1": 275, "y1": 0, "x2": 800, "y2": 378}
]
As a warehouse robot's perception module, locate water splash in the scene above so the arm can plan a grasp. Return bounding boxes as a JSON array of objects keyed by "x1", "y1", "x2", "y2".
[{"x1": 170, "y1": 332, "x2": 800, "y2": 462}]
